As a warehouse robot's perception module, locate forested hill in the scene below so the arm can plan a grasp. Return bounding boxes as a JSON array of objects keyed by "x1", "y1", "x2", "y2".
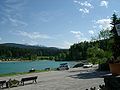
[
  {"x1": 0, "y1": 38, "x2": 113, "y2": 61},
  {"x1": 0, "y1": 43, "x2": 68, "y2": 61},
  {"x1": 0, "y1": 43, "x2": 58, "y2": 49}
]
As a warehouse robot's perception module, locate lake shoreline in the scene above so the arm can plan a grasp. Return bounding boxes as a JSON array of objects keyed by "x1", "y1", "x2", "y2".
[
  {"x1": 0, "y1": 69, "x2": 51, "y2": 77},
  {"x1": 0, "y1": 59, "x2": 54, "y2": 62},
  {"x1": 0, "y1": 60, "x2": 77, "y2": 74},
  {"x1": 0, "y1": 59, "x2": 79, "y2": 62}
]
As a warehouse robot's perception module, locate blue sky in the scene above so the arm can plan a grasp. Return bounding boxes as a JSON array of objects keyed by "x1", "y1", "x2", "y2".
[{"x1": 0, "y1": 0, "x2": 120, "y2": 48}]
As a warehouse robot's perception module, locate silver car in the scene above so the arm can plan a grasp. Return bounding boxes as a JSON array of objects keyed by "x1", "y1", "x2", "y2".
[{"x1": 57, "y1": 63, "x2": 69, "y2": 70}]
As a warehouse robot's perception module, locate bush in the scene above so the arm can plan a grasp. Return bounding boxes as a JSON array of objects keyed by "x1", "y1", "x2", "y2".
[{"x1": 98, "y1": 62, "x2": 110, "y2": 71}]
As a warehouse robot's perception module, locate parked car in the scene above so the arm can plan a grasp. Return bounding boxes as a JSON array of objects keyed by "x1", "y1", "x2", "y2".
[
  {"x1": 73, "y1": 63, "x2": 84, "y2": 68},
  {"x1": 57, "y1": 63, "x2": 70, "y2": 70},
  {"x1": 83, "y1": 63, "x2": 93, "y2": 68}
]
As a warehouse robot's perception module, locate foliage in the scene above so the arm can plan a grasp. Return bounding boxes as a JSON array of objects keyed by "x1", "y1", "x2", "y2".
[
  {"x1": 87, "y1": 46, "x2": 105, "y2": 64},
  {"x1": 69, "y1": 41, "x2": 89, "y2": 60},
  {"x1": 110, "y1": 13, "x2": 120, "y2": 59},
  {"x1": 98, "y1": 29, "x2": 112, "y2": 40}
]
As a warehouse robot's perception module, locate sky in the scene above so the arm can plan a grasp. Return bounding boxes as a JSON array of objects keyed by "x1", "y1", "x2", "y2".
[{"x1": 0, "y1": 0, "x2": 120, "y2": 49}]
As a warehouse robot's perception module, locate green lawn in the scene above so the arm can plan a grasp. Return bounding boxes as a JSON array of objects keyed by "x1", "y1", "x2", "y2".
[{"x1": 0, "y1": 69, "x2": 53, "y2": 77}]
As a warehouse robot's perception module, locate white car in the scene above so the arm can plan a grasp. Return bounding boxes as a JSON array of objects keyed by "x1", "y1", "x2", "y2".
[{"x1": 83, "y1": 63, "x2": 93, "y2": 68}]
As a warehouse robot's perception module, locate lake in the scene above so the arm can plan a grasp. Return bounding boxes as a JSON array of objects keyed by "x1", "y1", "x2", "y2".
[{"x1": 0, "y1": 60, "x2": 77, "y2": 74}]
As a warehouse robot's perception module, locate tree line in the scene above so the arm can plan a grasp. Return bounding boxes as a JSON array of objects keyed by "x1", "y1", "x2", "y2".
[
  {"x1": 57, "y1": 13, "x2": 119, "y2": 63},
  {"x1": 0, "y1": 30, "x2": 114, "y2": 62},
  {"x1": 0, "y1": 43, "x2": 68, "y2": 61}
]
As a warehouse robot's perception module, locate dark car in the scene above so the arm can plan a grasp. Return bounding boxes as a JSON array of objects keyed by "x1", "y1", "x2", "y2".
[
  {"x1": 57, "y1": 63, "x2": 70, "y2": 70},
  {"x1": 73, "y1": 63, "x2": 84, "y2": 68}
]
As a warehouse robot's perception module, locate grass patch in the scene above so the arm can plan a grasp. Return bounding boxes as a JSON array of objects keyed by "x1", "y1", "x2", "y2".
[{"x1": 0, "y1": 69, "x2": 54, "y2": 77}]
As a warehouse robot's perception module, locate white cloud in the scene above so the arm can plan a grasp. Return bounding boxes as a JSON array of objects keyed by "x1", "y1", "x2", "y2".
[
  {"x1": 70, "y1": 30, "x2": 89, "y2": 41},
  {"x1": 70, "y1": 30, "x2": 83, "y2": 37},
  {"x1": 73, "y1": 0, "x2": 80, "y2": 4},
  {"x1": 93, "y1": 26, "x2": 97, "y2": 29},
  {"x1": 5, "y1": 0, "x2": 26, "y2": 10},
  {"x1": 80, "y1": 37, "x2": 90, "y2": 42},
  {"x1": 22, "y1": 40, "x2": 42, "y2": 46},
  {"x1": 70, "y1": 30, "x2": 83, "y2": 39},
  {"x1": 60, "y1": 41, "x2": 73, "y2": 49},
  {"x1": 113, "y1": 10, "x2": 119, "y2": 13},
  {"x1": 89, "y1": 30, "x2": 94, "y2": 35},
  {"x1": 47, "y1": 41, "x2": 73, "y2": 49},
  {"x1": 8, "y1": 17, "x2": 27, "y2": 27},
  {"x1": 100, "y1": 1, "x2": 108, "y2": 8},
  {"x1": 18, "y1": 31, "x2": 50, "y2": 40},
  {"x1": 74, "y1": 0, "x2": 93, "y2": 14},
  {"x1": 96, "y1": 18, "x2": 112, "y2": 29},
  {"x1": 22, "y1": 39, "x2": 25, "y2": 42},
  {"x1": 80, "y1": 1, "x2": 93, "y2": 8},
  {"x1": 79, "y1": 8, "x2": 89, "y2": 14},
  {"x1": 0, "y1": 0, "x2": 27, "y2": 27},
  {"x1": 28, "y1": 40, "x2": 40, "y2": 45}
]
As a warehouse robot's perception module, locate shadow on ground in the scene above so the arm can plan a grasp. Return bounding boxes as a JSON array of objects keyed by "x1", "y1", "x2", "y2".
[{"x1": 68, "y1": 71, "x2": 110, "y2": 79}]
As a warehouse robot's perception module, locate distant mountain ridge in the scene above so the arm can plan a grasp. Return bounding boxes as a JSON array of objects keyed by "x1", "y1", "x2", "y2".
[{"x1": 0, "y1": 43, "x2": 60, "y2": 50}]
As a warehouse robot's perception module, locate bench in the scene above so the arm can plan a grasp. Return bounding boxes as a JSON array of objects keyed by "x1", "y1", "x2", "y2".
[
  {"x1": 21, "y1": 76, "x2": 38, "y2": 85},
  {"x1": 0, "y1": 80, "x2": 6, "y2": 88}
]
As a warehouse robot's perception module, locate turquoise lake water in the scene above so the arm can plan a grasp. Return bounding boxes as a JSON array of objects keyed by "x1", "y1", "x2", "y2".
[{"x1": 0, "y1": 60, "x2": 77, "y2": 74}]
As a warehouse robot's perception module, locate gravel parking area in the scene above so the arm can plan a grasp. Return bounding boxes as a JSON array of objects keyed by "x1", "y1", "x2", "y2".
[{"x1": 0, "y1": 66, "x2": 109, "y2": 90}]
